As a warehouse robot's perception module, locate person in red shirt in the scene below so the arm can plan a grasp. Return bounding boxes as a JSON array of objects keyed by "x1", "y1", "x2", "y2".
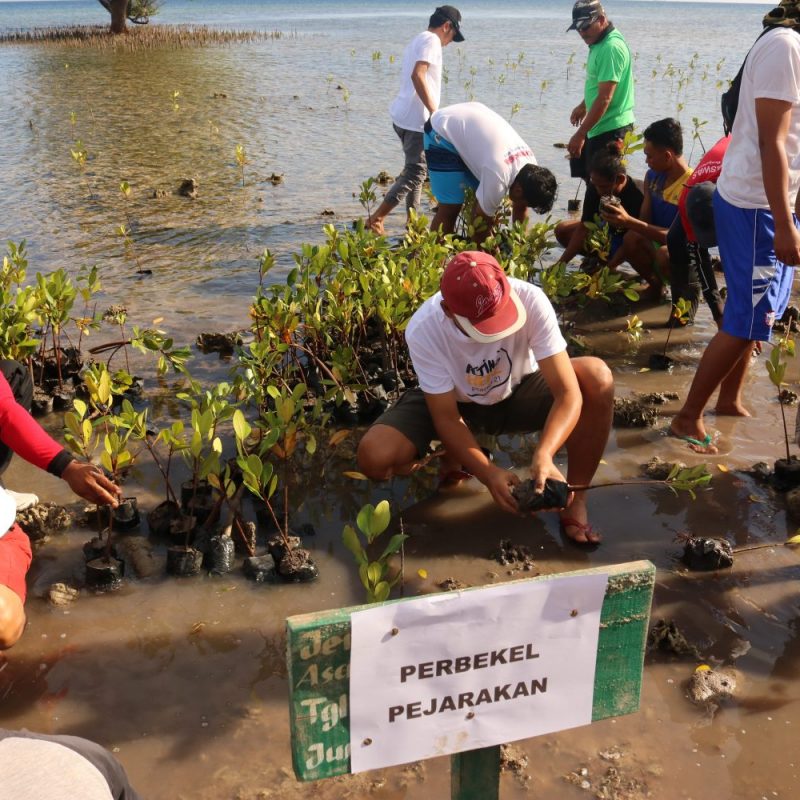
[
  {"x1": 0, "y1": 361, "x2": 120, "y2": 649},
  {"x1": 666, "y1": 135, "x2": 730, "y2": 325}
]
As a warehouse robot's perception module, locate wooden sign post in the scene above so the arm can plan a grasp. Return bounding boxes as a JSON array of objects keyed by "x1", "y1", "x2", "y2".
[{"x1": 287, "y1": 561, "x2": 655, "y2": 798}]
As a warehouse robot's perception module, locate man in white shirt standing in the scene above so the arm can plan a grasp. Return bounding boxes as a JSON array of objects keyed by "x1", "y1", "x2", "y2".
[
  {"x1": 366, "y1": 6, "x2": 464, "y2": 236},
  {"x1": 357, "y1": 251, "x2": 613, "y2": 545},
  {"x1": 670, "y1": 1, "x2": 800, "y2": 452},
  {"x1": 424, "y1": 101, "x2": 558, "y2": 242}
]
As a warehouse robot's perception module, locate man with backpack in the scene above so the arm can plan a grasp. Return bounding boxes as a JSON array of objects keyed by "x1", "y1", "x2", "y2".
[{"x1": 670, "y1": 1, "x2": 800, "y2": 452}]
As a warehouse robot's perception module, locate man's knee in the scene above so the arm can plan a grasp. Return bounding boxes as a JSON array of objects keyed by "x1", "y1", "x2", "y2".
[
  {"x1": 554, "y1": 220, "x2": 573, "y2": 246},
  {"x1": 573, "y1": 357, "x2": 614, "y2": 399},
  {"x1": 357, "y1": 425, "x2": 418, "y2": 480},
  {"x1": 0, "y1": 586, "x2": 26, "y2": 650}
]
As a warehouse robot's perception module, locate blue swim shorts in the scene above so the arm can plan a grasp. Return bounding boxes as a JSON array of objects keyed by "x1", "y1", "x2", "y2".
[
  {"x1": 423, "y1": 128, "x2": 479, "y2": 205},
  {"x1": 714, "y1": 190, "x2": 796, "y2": 342}
]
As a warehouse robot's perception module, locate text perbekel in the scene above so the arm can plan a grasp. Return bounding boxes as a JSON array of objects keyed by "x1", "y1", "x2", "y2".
[{"x1": 389, "y1": 641, "x2": 545, "y2": 723}]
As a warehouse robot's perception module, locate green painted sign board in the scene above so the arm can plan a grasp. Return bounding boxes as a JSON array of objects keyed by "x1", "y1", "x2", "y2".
[{"x1": 287, "y1": 560, "x2": 655, "y2": 786}]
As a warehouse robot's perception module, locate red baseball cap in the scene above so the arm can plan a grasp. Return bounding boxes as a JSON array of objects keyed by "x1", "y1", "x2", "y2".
[{"x1": 440, "y1": 251, "x2": 526, "y2": 343}]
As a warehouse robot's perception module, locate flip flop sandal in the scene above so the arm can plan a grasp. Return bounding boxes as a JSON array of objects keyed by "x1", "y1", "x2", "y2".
[{"x1": 438, "y1": 469, "x2": 473, "y2": 488}]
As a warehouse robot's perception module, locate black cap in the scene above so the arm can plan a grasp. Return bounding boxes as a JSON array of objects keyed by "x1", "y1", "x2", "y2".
[
  {"x1": 433, "y1": 5, "x2": 465, "y2": 42},
  {"x1": 567, "y1": 0, "x2": 605, "y2": 32}
]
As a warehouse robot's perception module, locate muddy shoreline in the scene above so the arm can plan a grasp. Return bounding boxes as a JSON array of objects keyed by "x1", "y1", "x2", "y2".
[{"x1": 2, "y1": 298, "x2": 799, "y2": 800}]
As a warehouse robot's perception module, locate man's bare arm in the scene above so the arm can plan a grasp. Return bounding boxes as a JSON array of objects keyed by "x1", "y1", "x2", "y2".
[
  {"x1": 756, "y1": 97, "x2": 800, "y2": 265},
  {"x1": 410, "y1": 61, "x2": 436, "y2": 116}
]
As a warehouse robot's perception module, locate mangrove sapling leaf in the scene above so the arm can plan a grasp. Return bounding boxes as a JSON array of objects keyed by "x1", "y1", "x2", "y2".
[
  {"x1": 344, "y1": 502, "x2": 406, "y2": 603},
  {"x1": 379, "y1": 533, "x2": 408, "y2": 562},
  {"x1": 358, "y1": 177, "x2": 377, "y2": 220},
  {"x1": 561, "y1": 464, "x2": 712, "y2": 500},
  {"x1": 357, "y1": 500, "x2": 391, "y2": 543},
  {"x1": 232, "y1": 409, "x2": 252, "y2": 442},
  {"x1": 373, "y1": 581, "x2": 391, "y2": 602},
  {"x1": 620, "y1": 130, "x2": 645, "y2": 160},
  {"x1": 235, "y1": 144, "x2": 247, "y2": 186},
  {"x1": 342, "y1": 525, "x2": 367, "y2": 565},
  {"x1": 664, "y1": 298, "x2": 693, "y2": 355},
  {"x1": 766, "y1": 333, "x2": 795, "y2": 461},
  {"x1": 625, "y1": 314, "x2": 644, "y2": 343},
  {"x1": 787, "y1": 533, "x2": 800, "y2": 545},
  {"x1": 343, "y1": 470, "x2": 368, "y2": 480}
]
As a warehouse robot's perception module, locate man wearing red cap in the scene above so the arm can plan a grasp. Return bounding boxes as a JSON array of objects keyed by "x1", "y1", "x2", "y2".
[{"x1": 357, "y1": 252, "x2": 613, "y2": 544}]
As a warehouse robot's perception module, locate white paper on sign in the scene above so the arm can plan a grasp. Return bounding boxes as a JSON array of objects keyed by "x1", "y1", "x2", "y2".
[{"x1": 349, "y1": 572, "x2": 608, "y2": 773}]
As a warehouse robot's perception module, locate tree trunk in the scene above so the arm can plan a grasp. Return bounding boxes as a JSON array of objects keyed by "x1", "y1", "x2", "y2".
[{"x1": 109, "y1": 0, "x2": 128, "y2": 34}]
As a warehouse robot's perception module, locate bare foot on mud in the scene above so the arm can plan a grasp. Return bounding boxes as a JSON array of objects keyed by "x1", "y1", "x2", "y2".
[
  {"x1": 668, "y1": 418, "x2": 719, "y2": 454},
  {"x1": 714, "y1": 402, "x2": 751, "y2": 417},
  {"x1": 559, "y1": 499, "x2": 601, "y2": 545}
]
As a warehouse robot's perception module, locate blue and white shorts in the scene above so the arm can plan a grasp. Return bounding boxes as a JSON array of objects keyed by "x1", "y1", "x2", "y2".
[
  {"x1": 714, "y1": 190, "x2": 796, "y2": 342},
  {"x1": 423, "y1": 128, "x2": 479, "y2": 205}
]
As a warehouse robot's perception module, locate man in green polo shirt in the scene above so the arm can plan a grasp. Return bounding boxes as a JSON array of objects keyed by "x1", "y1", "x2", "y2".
[{"x1": 566, "y1": 1, "x2": 635, "y2": 180}]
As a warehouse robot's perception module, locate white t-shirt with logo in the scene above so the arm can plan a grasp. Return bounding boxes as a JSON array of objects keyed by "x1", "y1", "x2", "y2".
[
  {"x1": 389, "y1": 31, "x2": 443, "y2": 132},
  {"x1": 405, "y1": 278, "x2": 567, "y2": 405},
  {"x1": 718, "y1": 27, "x2": 800, "y2": 209},
  {"x1": 430, "y1": 102, "x2": 538, "y2": 216}
]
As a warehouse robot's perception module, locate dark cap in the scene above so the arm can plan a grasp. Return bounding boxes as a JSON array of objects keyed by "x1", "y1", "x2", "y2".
[
  {"x1": 685, "y1": 182, "x2": 717, "y2": 249},
  {"x1": 433, "y1": 5, "x2": 465, "y2": 42},
  {"x1": 567, "y1": 0, "x2": 605, "y2": 32},
  {"x1": 763, "y1": 1, "x2": 800, "y2": 28}
]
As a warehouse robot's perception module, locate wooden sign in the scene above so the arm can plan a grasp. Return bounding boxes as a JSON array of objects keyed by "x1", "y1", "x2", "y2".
[{"x1": 287, "y1": 560, "x2": 655, "y2": 787}]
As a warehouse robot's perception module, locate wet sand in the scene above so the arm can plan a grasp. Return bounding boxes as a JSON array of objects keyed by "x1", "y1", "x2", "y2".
[{"x1": 2, "y1": 299, "x2": 799, "y2": 800}]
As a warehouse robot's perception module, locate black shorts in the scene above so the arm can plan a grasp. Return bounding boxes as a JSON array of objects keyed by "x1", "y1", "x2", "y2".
[
  {"x1": 373, "y1": 372, "x2": 554, "y2": 458},
  {"x1": 570, "y1": 124, "x2": 634, "y2": 180}
]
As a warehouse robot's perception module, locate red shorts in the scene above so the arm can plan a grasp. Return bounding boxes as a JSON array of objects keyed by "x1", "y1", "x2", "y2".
[{"x1": 0, "y1": 524, "x2": 32, "y2": 602}]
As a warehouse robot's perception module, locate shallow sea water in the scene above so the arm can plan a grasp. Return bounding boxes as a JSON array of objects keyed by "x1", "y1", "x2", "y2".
[{"x1": 1, "y1": 2, "x2": 799, "y2": 799}]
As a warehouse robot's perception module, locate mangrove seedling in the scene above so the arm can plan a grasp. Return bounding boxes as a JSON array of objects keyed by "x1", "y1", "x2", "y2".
[
  {"x1": 648, "y1": 298, "x2": 692, "y2": 371},
  {"x1": 342, "y1": 500, "x2": 407, "y2": 603},
  {"x1": 33, "y1": 268, "x2": 78, "y2": 392},
  {"x1": 234, "y1": 401, "x2": 319, "y2": 581},
  {"x1": 513, "y1": 463, "x2": 712, "y2": 513},
  {"x1": 690, "y1": 116, "x2": 708, "y2": 162},
  {"x1": 766, "y1": 333, "x2": 800, "y2": 488},
  {"x1": 0, "y1": 241, "x2": 39, "y2": 367},
  {"x1": 235, "y1": 144, "x2": 247, "y2": 187},
  {"x1": 625, "y1": 314, "x2": 644, "y2": 343},
  {"x1": 103, "y1": 305, "x2": 131, "y2": 372},
  {"x1": 65, "y1": 367, "x2": 135, "y2": 582},
  {"x1": 358, "y1": 177, "x2": 377, "y2": 222},
  {"x1": 70, "y1": 139, "x2": 87, "y2": 169},
  {"x1": 119, "y1": 181, "x2": 148, "y2": 275}
]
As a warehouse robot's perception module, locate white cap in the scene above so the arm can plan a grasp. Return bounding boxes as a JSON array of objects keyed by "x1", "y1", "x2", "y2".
[{"x1": 0, "y1": 488, "x2": 16, "y2": 539}]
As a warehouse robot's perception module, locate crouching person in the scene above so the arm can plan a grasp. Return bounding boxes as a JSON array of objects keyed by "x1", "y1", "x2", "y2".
[
  {"x1": 0, "y1": 364, "x2": 121, "y2": 650},
  {"x1": 357, "y1": 252, "x2": 613, "y2": 544}
]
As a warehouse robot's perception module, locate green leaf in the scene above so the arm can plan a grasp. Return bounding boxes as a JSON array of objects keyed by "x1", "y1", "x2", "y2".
[
  {"x1": 100, "y1": 451, "x2": 112, "y2": 472},
  {"x1": 373, "y1": 581, "x2": 391, "y2": 602},
  {"x1": 342, "y1": 525, "x2": 367, "y2": 565},
  {"x1": 358, "y1": 562, "x2": 370, "y2": 591},
  {"x1": 366, "y1": 562, "x2": 382, "y2": 586},
  {"x1": 357, "y1": 499, "x2": 391, "y2": 541},
  {"x1": 379, "y1": 533, "x2": 408, "y2": 561},
  {"x1": 245, "y1": 454, "x2": 263, "y2": 482},
  {"x1": 232, "y1": 409, "x2": 251, "y2": 442}
]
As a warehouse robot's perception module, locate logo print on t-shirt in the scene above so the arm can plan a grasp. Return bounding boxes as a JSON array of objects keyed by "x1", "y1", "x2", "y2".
[{"x1": 464, "y1": 347, "x2": 512, "y2": 397}]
